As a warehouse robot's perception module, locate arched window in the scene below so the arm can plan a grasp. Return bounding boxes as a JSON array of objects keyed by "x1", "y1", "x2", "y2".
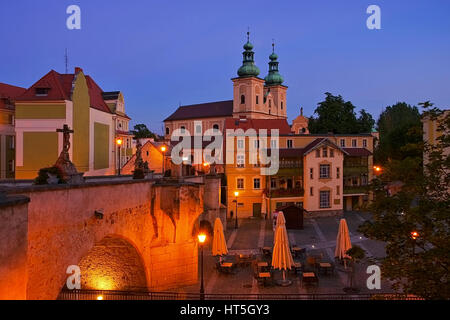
[
  {"x1": 166, "y1": 127, "x2": 170, "y2": 135},
  {"x1": 281, "y1": 101, "x2": 284, "y2": 110},
  {"x1": 213, "y1": 124, "x2": 219, "y2": 132},
  {"x1": 240, "y1": 95, "x2": 245, "y2": 104}
]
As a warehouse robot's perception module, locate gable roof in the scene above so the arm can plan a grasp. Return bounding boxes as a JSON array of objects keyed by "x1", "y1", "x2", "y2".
[
  {"x1": 303, "y1": 138, "x2": 348, "y2": 155},
  {"x1": 16, "y1": 69, "x2": 114, "y2": 114},
  {"x1": 164, "y1": 100, "x2": 233, "y2": 121}
]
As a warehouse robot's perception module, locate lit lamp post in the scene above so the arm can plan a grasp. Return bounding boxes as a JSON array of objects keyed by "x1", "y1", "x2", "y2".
[
  {"x1": 203, "y1": 162, "x2": 209, "y2": 174},
  {"x1": 198, "y1": 233, "x2": 207, "y2": 300},
  {"x1": 116, "y1": 138, "x2": 123, "y2": 175},
  {"x1": 160, "y1": 145, "x2": 167, "y2": 176},
  {"x1": 234, "y1": 191, "x2": 239, "y2": 229},
  {"x1": 411, "y1": 230, "x2": 419, "y2": 256}
]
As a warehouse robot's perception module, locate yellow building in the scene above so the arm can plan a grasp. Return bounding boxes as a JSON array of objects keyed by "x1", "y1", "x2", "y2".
[
  {"x1": 14, "y1": 67, "x2": 132, "y2": 179},
  {"x1": 164, "y1": 34, "x2": 376, "y2": 218}
]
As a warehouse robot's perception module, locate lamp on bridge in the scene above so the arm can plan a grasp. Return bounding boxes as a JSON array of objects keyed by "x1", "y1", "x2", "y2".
[
  {"x1": 234, "y1": 191, "x2": 239, "y2": 229},
  {"x1": 116, "y1": 138, "x2": 123, "y2": 176},
  {"x1": 198, "y1": 233, "x2": 207, "y2": 300},
  {"x1": 160, "y1": 145, "x2": 167, "y2": 176}
]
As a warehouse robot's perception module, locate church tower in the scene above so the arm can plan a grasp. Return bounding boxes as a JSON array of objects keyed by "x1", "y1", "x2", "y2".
[
  {"x1": 232, "y1": 32, "x2": 267, "y2": 119},
  {"x1": 263, "y1": 42, "x2": 287, "y2": 119}
]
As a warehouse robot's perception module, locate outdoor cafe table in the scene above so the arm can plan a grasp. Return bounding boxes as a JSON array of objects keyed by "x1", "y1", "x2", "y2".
[
  {"x1": 262, "y1": 247, "x2": 272, "y2": 256},
  {"x1": 302, "y1": 272, "x2": 318, "y2": 287},
  {"x1": 258, "y1": 272, "x2": 271, "y2": 286},
  {"x1": 257, "y1": 261, "x2": 269, "y2": 272},
  {"x1": 220, "y1": 262, "x2": 234, "y2": 274},
  {"x1": 293, "y1": 262, "x2": 302, "y2": 274},
  {"x1": 318, "y1": 262, "x2": 333, "y2": 275}
]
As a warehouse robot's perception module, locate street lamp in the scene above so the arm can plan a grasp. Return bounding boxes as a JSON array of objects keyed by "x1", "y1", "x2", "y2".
[
  {"x1": 411, "y1": 230, "x2": 419, "y2": 256},
  {"x1": 160, "y1": 145, "x2": 167, "y2": 176},
  {"x1": 198, "y1": 233, "x2": 207, "y2": 300},
  {"x1": 116, "y1": 138, "x2": 123, "y2": 175},
  {"x1": 234, "y1": 191, "x2": 239, "y2": 229}
]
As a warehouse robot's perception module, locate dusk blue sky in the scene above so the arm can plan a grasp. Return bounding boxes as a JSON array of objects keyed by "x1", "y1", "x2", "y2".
[{"x1": 1, "y1": 0, "x2": 449, "y2": 134}]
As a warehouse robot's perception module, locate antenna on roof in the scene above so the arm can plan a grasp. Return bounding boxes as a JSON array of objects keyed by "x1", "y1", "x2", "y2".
[{"x1": 65, "y1": 48, "x2": 69, "y2": 74}]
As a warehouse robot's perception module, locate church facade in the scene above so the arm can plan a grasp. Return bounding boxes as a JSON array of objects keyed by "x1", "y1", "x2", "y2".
[{"x1": 164, "y1": 33, "x2": 376, "y2": 218}]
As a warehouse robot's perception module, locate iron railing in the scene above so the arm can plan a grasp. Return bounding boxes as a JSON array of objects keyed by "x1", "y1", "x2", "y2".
[{"x1": 58, "y1": 289, "x2": 423, "y2": 301}]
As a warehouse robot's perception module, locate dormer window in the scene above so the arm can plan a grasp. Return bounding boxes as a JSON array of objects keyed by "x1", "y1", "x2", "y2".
[{"x1": 35, "y1": 88, "x2": 49, "y2": 96}]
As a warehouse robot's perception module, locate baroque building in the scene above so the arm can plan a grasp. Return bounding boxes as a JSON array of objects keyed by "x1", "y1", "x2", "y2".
[{"x1": 164, "y1": 33, "x2": 375, "y2": 218}]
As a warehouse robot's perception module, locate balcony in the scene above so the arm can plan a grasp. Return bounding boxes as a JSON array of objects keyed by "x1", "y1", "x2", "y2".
[
  {"x1": 343, "y1": 185, "x2": 368, "y2": 195},
  {"x1": 343, "y1": 165, "x2": 369, "y2": 176},
  {"x1": 268, "y1": 187, "x2": 304, "y2": 198}
]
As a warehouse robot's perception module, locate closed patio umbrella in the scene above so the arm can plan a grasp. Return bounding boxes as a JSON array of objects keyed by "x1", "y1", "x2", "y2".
[
  {"x1": 271, "y1": 212, "x2": 294, "y2": 286},
  {"x1": 335, "y1": 218, "x2": 352, "y2": 268},
  {"x1": 212, "y1": 218, "x2": 228, "y2": 262}
]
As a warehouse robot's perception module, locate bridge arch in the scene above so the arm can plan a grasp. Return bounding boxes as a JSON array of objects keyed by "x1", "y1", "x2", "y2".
[{"x1": 60, "y1": 234, "x2": 148, "y2": 294}]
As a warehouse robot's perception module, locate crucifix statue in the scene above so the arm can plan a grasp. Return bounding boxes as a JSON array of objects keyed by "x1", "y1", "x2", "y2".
[
  {"x1": 56, "y1": 124, "x2": 74, "y2": 161},
  {"x1": 54, "y1": 124, "x2": 83, "y2": 183}
]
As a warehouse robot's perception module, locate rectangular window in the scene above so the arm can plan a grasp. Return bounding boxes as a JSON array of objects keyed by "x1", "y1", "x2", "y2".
[
  {"x1": 330, "y1": 149, "x2": 334, "y2": 157},
  {"x1": 237, "y1": 139, "x2": 244, "y2": 149},
  {"x1": 180, "y1": 126, "x2": 186, "y2": 133},
  {"x1": 287, "y1": 140, "x2": 293, "y2": 148},
  {"x1": 336, "y1": 185, "x2": 340, "y2": 195},
  {"x1": 196, "y1": 125, "x2": 202, "y2": 134},
  {"x1": 363, "y1": 139, "x2": 367, "y2": 148},
  {"x1": 320, "y1": 190, "x2": 331, "y2": 208},
  {"x1": 310, "y1": 187, "x2": 313, "y2": 196},
  {"x1": 322, "y1": 148, "x2": 328, "y2": 157},
  {"x1": 237, "y1": 178, "x2": 244, "y2": 189},
  {"x1": 8, "y1": 160, "x2": 14, "y2": 172},
  {"x1": 310, "y1": 168, "x2": 313, "y2": 179},
  {"x1": 352, "y1": 139, "x2": 357, "y2": 147},
  {"x1": 320, "y1": 164, "x2": 330, "y2": 179},
  {"x1": 270, "y1": 178, "x2": 277, "y2": 189},
  {"x1": 237, "y1": 154, "x2": 245, "y2": 168},
  {"x1": 340, "y1": 139, "x2": 345, "y2": 147},
  {"x1": 361, "y1": 174, "x2": 368, "y2": 185},
  {"x1": 336, "y1": 167, "x2": 340, "y2": 179},
  {"x1": 256, "y1": 95, "x2": 259, "y2": 104},
  {"x1": 253, "y1": 178, "x2": 261, "y2": 189},
  {"x1": 315, "y1": 149, "x2": 320, "y2": 158}
]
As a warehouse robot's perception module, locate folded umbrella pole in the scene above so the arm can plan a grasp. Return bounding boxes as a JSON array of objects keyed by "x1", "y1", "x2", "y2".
[
  {"x1": 212, "y1": 218, "x2": 228, "y2": 263},
  {"x1": 335, "y1": 218, "x2": 352, "y2": 269},
  {"x1": 271, "y1": 213, "x2": 294, "y2": 286}
]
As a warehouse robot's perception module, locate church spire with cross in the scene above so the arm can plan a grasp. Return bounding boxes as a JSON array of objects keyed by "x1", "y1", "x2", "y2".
[
  {"x1": 264, "y1": 40, "x2": 284, "y2": 86},
  {"x1": 237, "y1": 30, "x2": 260, "y2": 78}
]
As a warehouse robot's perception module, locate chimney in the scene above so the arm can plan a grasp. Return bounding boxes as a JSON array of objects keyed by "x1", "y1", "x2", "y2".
[{"x1": 74, "y1": 67, "x2": 83, "y2": 74}]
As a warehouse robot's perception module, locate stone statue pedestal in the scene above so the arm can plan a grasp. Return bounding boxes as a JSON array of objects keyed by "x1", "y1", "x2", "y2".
[{"x1": 54, "y1": 154, "x2": 84, "y2": 184}]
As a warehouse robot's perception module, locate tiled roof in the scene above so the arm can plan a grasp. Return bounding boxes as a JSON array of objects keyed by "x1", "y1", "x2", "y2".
[
  {"x1": 0, "y1": 83, "x2": 26, "y2": 99},
  {"x1": 342, "y1": 148, "x2": 372, "y2": 156},
  {"x1": 16, "y1": 69, "x2": 114, "y2": 114},
  {"x1": 164, "y1": 100, "x2": 233, "y2": 121},
  {"x1": 225, "y1": 118, "x2": 292, "y2": 135},
  {"x1": 303, "y1": 138, "x2": 348, "y2": 155}
]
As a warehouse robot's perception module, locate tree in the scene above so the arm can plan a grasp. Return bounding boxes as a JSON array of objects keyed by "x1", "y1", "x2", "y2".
[
  {"x1": 131, "y1": 124, "x2": 158, "y2": 139},
  {"x1": 359, "y1": 102, "x2": 450, "y2": 300},
  {"x1": 375, "y1": 102, "x2": 422, "y2": 165},
  {"x1": 308, "y1": 92, "x2": 374, "y2": 134}
]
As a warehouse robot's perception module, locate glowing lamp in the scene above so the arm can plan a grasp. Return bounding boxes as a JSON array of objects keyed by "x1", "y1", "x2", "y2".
[
  {"x1": 198, "y1": 233, "x2": 206, "y2": 244},
  {"x1": 234, "y1": 191, "x2": 239, "y2": 197},
  {"x1": 411, "y1": 231, "x2": 419, "y2": 240},
  {"x1": 97, "y1": 295, "x2": 104, "y2": 300},
  {"x1": 160, "y1": 146, "x2": 167, "y2": 152},
  {"x1": 116, "y1": 138, "x2": 123, "y2": 146}
]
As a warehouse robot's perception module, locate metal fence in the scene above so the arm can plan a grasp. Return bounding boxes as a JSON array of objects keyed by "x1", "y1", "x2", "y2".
[{"x1": 58, "y1": 289, "x2": 423, "y2": 300}]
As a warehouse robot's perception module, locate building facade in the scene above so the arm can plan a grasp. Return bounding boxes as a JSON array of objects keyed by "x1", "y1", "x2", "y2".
[
  {"x1": 163, "y1": 34, "x2": 375, "y2": 218},
  {"x1": 13, "y1": 67, "x2": 132, "y2": 179}
]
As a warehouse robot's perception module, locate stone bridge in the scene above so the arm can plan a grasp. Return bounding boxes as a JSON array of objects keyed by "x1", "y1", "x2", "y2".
[{"x1": 0, "y1": 179, "x2": 204, "y2": 300}]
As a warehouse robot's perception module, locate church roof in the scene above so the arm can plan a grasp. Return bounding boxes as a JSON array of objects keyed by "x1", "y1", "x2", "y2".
[
  {"x1": 164, "y1": 100, "x2": 233, "y2": 121},
  {"x1": 225, "y1": 118, "x2": 292, "y2": 135}
]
